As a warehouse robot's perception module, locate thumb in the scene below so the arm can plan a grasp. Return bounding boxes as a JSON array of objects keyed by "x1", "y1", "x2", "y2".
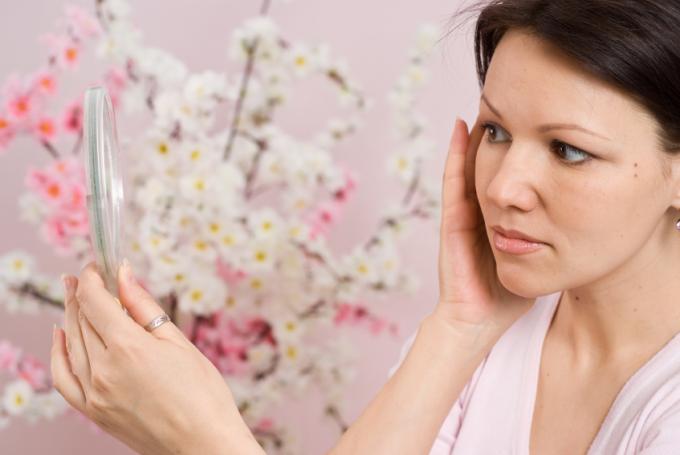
[{"x1": 118, "y1": 259, "x2": 180, "y2": 340}]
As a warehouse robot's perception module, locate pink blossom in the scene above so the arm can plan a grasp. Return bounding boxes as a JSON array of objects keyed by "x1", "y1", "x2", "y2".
[
  {"x1": 40, "y1": 33, "x2": 81, "y2": 70},
  {"x1": 334, "y1": 167, "x2": 358, "y2": 202},
  {"x1": 192, "y1": 311, "x2": 278, "y2": 376},
  {"x1": 333, "y1": 302, "x2": 398, "y2": 337},
  {"x1": 216, "y1": 354, "x2": 250, "y2": 376},
  {"x1": 369, "y1": 318, "x2": 388, "y2": 335},
  {"x1": 103, "y1": 67, "x2": 128, "y2": 108},
  {"x1": 26, "y1": 168, "x2": 66, "y2": 206},
  {"x1": 0, "y1": 340, "x2": 22, "y2": 374},
  {"x1": 26, "y1": 158, "x2": 86, "y2": 210},
  {"x1": 60, "y1": 210, "x2": 89, "y2": 236},
  {"x1": 28, "y1": 158, "x2": 89, "y2": 253},
  {"x1": 48, "y1": 156, "x2": 86, "y2": 180},
  {"x1": 41, "y1": 216, "x2": 70, "y2": 253},
  {"x1": 255, "y1": 418, "x2": 275, "y2": 431},
  {"x1": 215, "y1": 257, "x2": 248, "y2": 286},
  {"x1": 30, "y1": 70, "x2": 58, "y2": 96},
  {"x1": 18, "y1": 356, "x2": 48, "y2": 390},
  {"x1": 33, "y1": 116, "x2": 58, "y2": 141},
  {"x1": 333, "y1": 303, "x2": 355, "y2": 325},
  {"x1": 65, "y1": 5, "x2": 101, "y2": 39},
  {"x1": 60, "y1": 43, "x2": 81, "y2": 70},
  {"x1": 0, "y1": 114, "x2": 14, "y2": 152},
  {"x1": 61, "y1": 98, "x2": 83, "y2": 134},
  {"x1": 334, "y1": 303, "x2": 365, "y2": 326},
  {"x1": 6, "y1": 92, "x2": 34, "y2": 121},
  {"x1": 307, "y1": 201, "x2": 341, "y2": 239}
]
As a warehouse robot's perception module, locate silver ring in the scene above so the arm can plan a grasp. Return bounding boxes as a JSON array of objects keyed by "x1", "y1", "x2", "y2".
[{"x1": 144, "y1": 313, "x2": 171, "y2": 332}]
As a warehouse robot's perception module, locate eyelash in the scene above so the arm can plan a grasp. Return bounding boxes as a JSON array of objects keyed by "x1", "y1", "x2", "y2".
[{"x1": 479, "y1": 122, "x2": 594, "y2": 166}]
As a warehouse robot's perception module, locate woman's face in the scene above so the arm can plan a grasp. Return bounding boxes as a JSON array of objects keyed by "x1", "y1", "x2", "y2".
[{"x1": 475, "y1": 28, "x2": 679, "y2": 297}]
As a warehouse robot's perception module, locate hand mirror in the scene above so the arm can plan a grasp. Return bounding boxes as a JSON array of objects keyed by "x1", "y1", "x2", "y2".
[{"x1": 83, "y1": 86, "x2": 125, "y2": 298}]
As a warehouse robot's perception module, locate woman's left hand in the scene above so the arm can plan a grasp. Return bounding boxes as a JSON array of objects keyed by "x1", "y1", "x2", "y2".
[{"x1": 50, "y1": 260, "x2": 264, "y2": 455}]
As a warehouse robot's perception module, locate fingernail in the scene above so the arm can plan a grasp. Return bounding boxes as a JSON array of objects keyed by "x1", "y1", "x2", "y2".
[
  {"x1": 61, "y1": 275, "x2": 75, "y2": 296},
  {"x1": 52, "y1": 323, "x2": 57, "y2": 343},
  {"x1": 121, "y1": 258, "x2": 135, "y2": 285},
  {"x1": 61, "y1": 274, "x2": 70, "y2": 296}
]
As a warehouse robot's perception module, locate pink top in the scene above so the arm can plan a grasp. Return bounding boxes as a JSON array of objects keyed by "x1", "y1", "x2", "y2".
[{"x1": 388, "y1": 291, "x2": 680, "y2": 454}]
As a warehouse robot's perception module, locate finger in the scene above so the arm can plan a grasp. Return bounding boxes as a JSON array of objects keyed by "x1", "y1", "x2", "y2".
[
  {"x1": 463, "y1": 117, "x2": 485, "y2": 199},
  {"x1": 51, "y1": 326, "x2": 86, "y2": 411},
  {"x1": 442, "y1": 117, "x2": 471, "y2": 210},
  {"x1": 442, "y1": 117, "x2": 484, "y2": 206},
  {"x1": 63, "y1": 275, "x2": 91, "y2": 390},
  {"x1": 79, "y1": 307, "x2": 108, "y2": 365},
  {"x1": 118, "y1": 259, "x2": 183, "y2": 341},
  {"x1": 76, "y1": 261, "x2": 144, "y2": 345}
]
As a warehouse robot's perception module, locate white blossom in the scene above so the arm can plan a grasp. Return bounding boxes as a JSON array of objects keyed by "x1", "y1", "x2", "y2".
[
  {"x1": 178, "y1": 274, "x2": 228, "y2": 315},
  {"x1": 2, "y1": 380, "x2": 34, "y2": 416},
  {"x1": 0, "y1": 251, "x2": 34, "y2": 285}
]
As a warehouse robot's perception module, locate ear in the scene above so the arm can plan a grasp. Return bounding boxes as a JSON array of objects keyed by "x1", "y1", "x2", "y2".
[{"x1": 667, "y1": 153, "x2": 680, "y2": 210}]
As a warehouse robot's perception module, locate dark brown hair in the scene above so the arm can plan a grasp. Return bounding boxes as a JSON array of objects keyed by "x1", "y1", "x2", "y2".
[{"x1": 446, "y1": 0, "x2": 680, "y2": 155}]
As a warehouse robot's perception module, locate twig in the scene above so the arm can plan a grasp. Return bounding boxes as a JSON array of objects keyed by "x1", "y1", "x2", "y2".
[
  {"x1": 8, "y1": 282, "x2": 63, "y2": 310},
  {"x1": 41, "y1": 140, "x2": 60, "y2": 159},
  {"x1": 223, "y1": 0, "x2": 274, "y2": 160},
  {"x1": 402, "y1": 160, "x2": 421, "y2": 206},
  {"x1": 325, "y1": 404, "x2": 349, "y2": 433}
]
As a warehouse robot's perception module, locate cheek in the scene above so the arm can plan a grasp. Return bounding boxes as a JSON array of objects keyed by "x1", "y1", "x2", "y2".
[
  {"x1": 474, "y1": 147, "x2": 496, "y2": 210},
  {"x1": 547, "y1": 175, "x2": 661, "y2": 279}
]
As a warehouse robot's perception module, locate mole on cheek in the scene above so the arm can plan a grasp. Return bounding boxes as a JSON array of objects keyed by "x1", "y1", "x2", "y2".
[{"x1": 634, "y1": 162, "x2": 638, "y2": 178}]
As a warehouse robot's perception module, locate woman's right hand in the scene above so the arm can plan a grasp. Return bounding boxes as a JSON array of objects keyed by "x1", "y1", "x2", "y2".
[{"x1": 433, "y1": 116, "x2": 534, "y2": 336}]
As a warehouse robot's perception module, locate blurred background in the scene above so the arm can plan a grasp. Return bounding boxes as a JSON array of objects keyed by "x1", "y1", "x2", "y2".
[{"x1": 0, "y1": 0, "x2": 480, "y2": 453}]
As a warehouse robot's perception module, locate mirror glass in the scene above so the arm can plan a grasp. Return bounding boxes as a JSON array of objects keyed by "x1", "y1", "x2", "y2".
[{"x1": 83, "y1": 86, "x2": 124, "y2": 297}]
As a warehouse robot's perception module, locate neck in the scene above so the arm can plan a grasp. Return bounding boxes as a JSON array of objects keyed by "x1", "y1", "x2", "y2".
[{"x1": 551, "y1": 218, "x2": 680, "y2": 368}]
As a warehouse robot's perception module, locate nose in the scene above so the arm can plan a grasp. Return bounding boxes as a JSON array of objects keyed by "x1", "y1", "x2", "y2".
[{"x1": 484, "y1": 143, "x2": 541, "y2": 212}]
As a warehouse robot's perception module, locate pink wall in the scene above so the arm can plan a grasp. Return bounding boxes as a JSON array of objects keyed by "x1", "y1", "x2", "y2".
[{"x1": 0, "y1": 0, "x2": 479, "y2": 453}]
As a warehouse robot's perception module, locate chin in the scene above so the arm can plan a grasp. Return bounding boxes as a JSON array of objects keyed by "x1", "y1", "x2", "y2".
[{"x1": 495, "y1": 263, "x2": 551, "y2": 300}]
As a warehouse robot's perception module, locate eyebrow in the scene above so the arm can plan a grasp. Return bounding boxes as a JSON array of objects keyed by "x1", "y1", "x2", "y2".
[{"x1": 480, "y1": 93, "x2": 611, "y2": 141}]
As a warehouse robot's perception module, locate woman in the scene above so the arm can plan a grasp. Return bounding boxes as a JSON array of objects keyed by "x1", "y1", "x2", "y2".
[{"x1": 51, "y1": 0, "x2": 680, "y2": 453}]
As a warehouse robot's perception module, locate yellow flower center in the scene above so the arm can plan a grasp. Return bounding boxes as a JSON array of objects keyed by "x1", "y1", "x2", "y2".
[{"x1": 286, "y1": 346, "x2": 298, "y2": 359}]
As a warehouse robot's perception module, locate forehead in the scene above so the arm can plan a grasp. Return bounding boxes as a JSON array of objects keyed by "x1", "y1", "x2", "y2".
[{"x1": 482, "y1": 29, "x2": 655, "y2": 144}]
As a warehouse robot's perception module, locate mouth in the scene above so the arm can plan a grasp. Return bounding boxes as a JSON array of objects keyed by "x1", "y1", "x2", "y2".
[{"x1": 491, "y1": 225, "x2": 547, "y2": 255}]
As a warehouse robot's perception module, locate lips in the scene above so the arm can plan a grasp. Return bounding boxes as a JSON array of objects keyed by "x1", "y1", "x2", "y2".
[{"x1": 491, "y1": 225, "x2": 545, "y2": 244}]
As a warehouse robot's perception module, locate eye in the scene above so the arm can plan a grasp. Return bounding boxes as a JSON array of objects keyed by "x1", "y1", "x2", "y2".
[
  {"x1": 479, "y1": 122, "x2": 594, "y2": 166},
  {"x1": 549, "y1": 140, "x2": 593, "y2": 165},
  {"x1": 480, "y1": 122, "x2": 511, "y2": 143}
]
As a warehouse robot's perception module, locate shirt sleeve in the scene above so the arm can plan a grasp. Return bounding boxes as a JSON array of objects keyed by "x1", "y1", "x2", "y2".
[
  {"x1": 387, "y1": 330, "x2": 484, "y2": 455},
  {"x1": 638, "y1": 399, "x2": 680, "y2": 454}
]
